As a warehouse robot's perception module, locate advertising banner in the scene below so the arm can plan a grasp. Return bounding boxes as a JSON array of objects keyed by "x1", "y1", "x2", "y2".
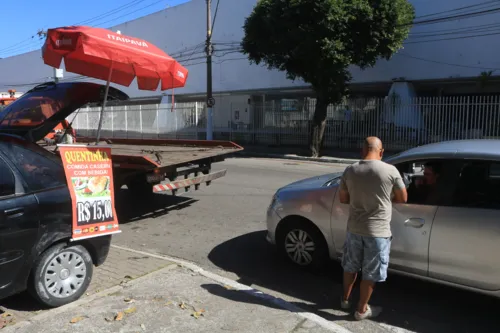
[{"x1": 58, "y1": 144, "x2": 120, "y2": 240}]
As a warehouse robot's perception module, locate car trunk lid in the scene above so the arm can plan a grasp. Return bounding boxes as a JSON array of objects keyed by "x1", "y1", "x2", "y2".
[{"x1": 0, "y1": 81, "x2": 129, "y2": 142}]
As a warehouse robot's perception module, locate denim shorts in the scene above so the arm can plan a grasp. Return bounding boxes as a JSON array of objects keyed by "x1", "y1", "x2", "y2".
[{"x1": 341, "y1": 232, "x2": 392, "y2": 282}]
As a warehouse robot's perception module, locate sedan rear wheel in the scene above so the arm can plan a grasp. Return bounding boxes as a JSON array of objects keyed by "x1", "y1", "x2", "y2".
[
  {"x1": 277, "y1": 219, "x2": 328, "y2": 270},
  {"x1": 30, "y1": 243, "x2": 93, "y2": 308}
]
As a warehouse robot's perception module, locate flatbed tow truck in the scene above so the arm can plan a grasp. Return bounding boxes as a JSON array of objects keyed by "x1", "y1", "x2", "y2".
[
  {"x1": 41, "y1": 137, "x2": 242, "y2": 196},
  {"x1": 0, "y1": 81, "x2": 242, "y2": 197}
]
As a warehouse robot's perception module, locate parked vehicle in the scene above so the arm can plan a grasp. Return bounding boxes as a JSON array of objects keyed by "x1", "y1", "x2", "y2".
[
  {"x1": 0, "y1": 133, "x2": 111, "y2": 307},
  {"x1": 266, "y1": 139, "x2": 500, "y2": 297},
  {"x1": 0, "y1": 81, "x2": 241, "y2": 307}
]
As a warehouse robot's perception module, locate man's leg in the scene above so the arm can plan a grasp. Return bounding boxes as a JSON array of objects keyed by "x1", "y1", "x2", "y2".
[
  {"x1": 340, "y1": 232, "x2": 363, "y2": 308},
  {"x1": 355, "y1": 236, "x2": 392, "y2": 320},
  {"x1": 358, "y1": 280, "x2": 375, "y2": 313},
  {"x1": 343, "y1": 271, "x2": 357, "y2": 302}
]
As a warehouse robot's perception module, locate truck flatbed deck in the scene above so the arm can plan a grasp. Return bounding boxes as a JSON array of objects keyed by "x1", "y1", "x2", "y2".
[{"x1": 40, "y1": 137, "x2": 243, "y2": 195}]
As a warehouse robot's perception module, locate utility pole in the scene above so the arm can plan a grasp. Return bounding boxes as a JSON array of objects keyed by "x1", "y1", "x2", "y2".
[
  {"x1": 205, "y1": 0, "x2": 214, "y2": 140},
  {"x1": 53, "y1": 68, "x2": 59, "y2": 83}
]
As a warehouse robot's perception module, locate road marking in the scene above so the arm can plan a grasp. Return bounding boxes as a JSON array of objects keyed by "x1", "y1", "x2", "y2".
[{"x1": 111, "y1": 244, "x2": 353, "y2": 333}]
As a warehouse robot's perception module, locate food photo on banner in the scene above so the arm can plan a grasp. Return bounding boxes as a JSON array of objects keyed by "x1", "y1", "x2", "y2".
[{"x1": 58, "y1": 144, "x2": 120, "y2": 240}]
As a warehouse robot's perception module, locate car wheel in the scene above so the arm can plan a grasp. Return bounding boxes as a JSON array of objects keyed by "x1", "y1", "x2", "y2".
[
  {"x1": 30, "y1": 243, "x2": 93, "y2": 308},
  {"x1": 277, "y1": 219, "x2": 328, "y2": 270}
]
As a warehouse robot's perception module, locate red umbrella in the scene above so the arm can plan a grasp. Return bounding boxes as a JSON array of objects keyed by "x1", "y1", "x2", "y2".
[{"x1": 42, "y1": 26, "x2": 189, "y2": 142}]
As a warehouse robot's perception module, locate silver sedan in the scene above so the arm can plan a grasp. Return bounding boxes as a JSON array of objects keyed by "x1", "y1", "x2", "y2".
[{"x1": 266, "y1": 139, "x2": 500, "y2": 297}]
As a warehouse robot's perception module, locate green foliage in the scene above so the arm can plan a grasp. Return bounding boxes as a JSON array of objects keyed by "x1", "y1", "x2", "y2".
[{"x1": 241, "y1": 0, "x2": 415, "y2": 103}]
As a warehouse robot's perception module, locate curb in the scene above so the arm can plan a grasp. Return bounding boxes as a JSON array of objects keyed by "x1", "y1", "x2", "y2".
[
  {"x1": 4, "y1": 263, "x2": 178, "y2": 331},
  {"x1": 110, "y1": 245, "x2": 354, "y2": 333},
  {"x1": 233, "y1": 151, "x2": 358, "y2": 165}
]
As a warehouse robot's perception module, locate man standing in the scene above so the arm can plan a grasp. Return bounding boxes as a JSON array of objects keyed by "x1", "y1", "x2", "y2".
[{"x1": 338, "y1": 137, "x2": 407, "y2": 320}]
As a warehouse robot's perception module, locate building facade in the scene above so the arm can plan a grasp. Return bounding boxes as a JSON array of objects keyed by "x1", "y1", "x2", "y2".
[{"x1": 2, "y1": 0, "x2": 500, "y2": 150}]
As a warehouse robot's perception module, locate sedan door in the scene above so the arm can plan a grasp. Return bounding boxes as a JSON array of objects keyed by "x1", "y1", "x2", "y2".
[
  {"x1": 331, "y1": 159, "x2": 451, "y2": 276},
  {"x1": 0, "y1": 154, "x2": 39, "y2": 292},
  {"x1": 429, "y1": 160, "x2": 500, "y2": 290},
  {"x1": 331, "y1": 187, "x2": 435, "y2": 276}
]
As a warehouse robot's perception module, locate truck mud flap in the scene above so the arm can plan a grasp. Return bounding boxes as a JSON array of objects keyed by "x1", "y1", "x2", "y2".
[{"x1": 152, "y1": 169, "x2": 227, "y2": 193}]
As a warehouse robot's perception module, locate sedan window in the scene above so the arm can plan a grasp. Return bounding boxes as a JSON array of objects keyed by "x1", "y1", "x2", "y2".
[
  {"x1": 452, "y1": 161, "x2": 500, "y2": 209},
  {"x1": 394, "y1": 159, "x2": 460, "y2": 206},
  {"x1": 6, "y1": 143, "x2": 66, "y2": 191}
]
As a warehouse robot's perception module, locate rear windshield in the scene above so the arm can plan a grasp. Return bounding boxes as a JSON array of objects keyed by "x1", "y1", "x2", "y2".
[{"x1": 0, "y1": 90, "x2": 66, "y2": 128}]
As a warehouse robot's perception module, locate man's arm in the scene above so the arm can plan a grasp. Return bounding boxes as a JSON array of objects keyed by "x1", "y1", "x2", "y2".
[
  {"x1": 339, "y1": 171, "x2": 350, "y2": 204},
  {"x1": 392, "y1": 168, "x2": 408, "y2": 203}
]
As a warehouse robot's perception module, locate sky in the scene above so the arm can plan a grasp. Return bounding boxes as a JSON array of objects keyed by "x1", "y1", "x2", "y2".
[{"x1": 0, "y1": 0, "x2": 189, "y2": 59}]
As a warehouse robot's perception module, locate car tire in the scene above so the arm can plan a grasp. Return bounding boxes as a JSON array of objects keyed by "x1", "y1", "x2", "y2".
[
  {"x1": 277, "y1": 219, "x2": 329, "y2": 271},
  {"x1": 29, "y1": 243, "x2": 94, "y2": 308}
]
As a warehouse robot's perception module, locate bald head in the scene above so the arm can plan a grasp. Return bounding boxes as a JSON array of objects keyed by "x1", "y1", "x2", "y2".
[{"x1": 362, "y1": 136, "x2": 384, "y2": 160}]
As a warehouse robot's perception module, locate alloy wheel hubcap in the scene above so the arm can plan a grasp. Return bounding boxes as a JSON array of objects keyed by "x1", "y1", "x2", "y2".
[
  {"x1": 285, "y1": 229, "x2": 315, "y2": 265},
  {"x1": 44, "y1": 251, "x2": 87, "y2": 298}
]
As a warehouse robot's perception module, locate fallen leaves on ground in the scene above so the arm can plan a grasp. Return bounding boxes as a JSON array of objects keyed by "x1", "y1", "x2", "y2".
[
  {"x1": 124, "y1": 307, "x2": 137, "y2": 314},
  {"x1": 70, "y1": 316, "x2": 86, "y2": 324},
  {"x1": 114, "y1": 312, "x2": 124, "y2": 321},
  {"x1": 191, "y1": 309, "x2": 205, "y2": 319},
  {"x1": 124, "y1": 297, "x2": 135, "y2": 304},
  {"x1": 179, "y1": 302, "x2": 187, "y2": 310},
  {"x1": 0, "y1": 313, "x2": 15, "y2": 329}
]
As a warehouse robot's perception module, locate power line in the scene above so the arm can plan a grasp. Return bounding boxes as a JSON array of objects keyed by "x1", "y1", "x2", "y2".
[
  {"x1": 0, "y1": 36, "x2": 38, "y2": 54},
  {"x1": 405, "y1": 30, "x2": 500, "y2": 44},
  {"x1": 92, "y1": 0, "x2": 168, "y2": 28},
  {"x1": 395, "y1": 52, "x2": 500, "y2": 71},
  {"x1": 183, "y1": 56, "x2": 246, "y2": 67},
  {"x1": 0, "y1": 0, "x2": 167, "y2": 58},
  {"x1": 410, "y1": 22, "x2": 500, "y2": 36},
  {"x1": 409, "y1": 26, "x2": 500, "y2": 40},
  {"x1": 211, "y1": 0, "x2": 220, "y2": 32},
  {"x1": 407, "y1": 6, "x2": 500, "y2": 27},
  {"x1": 76, "y1": 0, "x2": 149, "y2": 26},
  {"x1": 414, "y1": 1, "x2": 500, "y2": 19}
]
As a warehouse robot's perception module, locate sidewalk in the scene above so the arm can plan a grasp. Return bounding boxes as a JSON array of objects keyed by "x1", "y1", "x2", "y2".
[
  {"x1": 0, "y1": 246, "x2": 172, "y2": 324},
  {"x1": 2, "y1": 263, "x2": 347, "y2": 333},
  {"x1": 234, "y1": 145, "x2": 361, "y2": 164},
  {"x1": 233, "y1": 145, "x2": 401, "y2": 164}
]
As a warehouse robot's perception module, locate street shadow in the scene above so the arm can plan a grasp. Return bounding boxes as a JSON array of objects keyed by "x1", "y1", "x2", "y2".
[
  {"x1": 115, "y1": 189, "x2": 198, "y2": 224},
  {"x1": 200, "y1": 283, "x2": 351, "y2": 322},
  {"x1": 0, "y1": 291, "x2": 46, "y2": 312},
  {"x1": 208, "y1": 231, "x2": 500, "y2": 333}
]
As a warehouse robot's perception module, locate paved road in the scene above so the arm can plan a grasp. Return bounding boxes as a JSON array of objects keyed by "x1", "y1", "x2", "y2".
[{"x1": 111, "y1": 157, "x2": 500, "y2": 333}]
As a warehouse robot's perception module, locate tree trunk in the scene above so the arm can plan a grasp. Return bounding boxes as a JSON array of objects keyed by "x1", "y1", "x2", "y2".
[{"x1": 310, "y1": 96, "x2": 328, "y2": 157}]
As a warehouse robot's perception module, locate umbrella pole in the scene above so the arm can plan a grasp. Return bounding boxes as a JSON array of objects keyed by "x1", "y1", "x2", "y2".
[{"x1": 95, "y1": 63, "x2": 114, "y2": 145}]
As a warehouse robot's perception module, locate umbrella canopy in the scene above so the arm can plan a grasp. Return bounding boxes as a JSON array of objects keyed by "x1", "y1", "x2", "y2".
[{"x1": 42, "y1": 26, "x2": 188, "y2": 91}]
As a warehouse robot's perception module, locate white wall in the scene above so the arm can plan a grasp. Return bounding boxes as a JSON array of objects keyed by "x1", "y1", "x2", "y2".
[{"x1": 0, "y1": 0, "x2": 498, "y2": 96}]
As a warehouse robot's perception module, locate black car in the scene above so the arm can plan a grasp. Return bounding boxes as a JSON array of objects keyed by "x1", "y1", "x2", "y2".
[{"x1": 0, "y1": 81, "x2": 128, "y2": 307}]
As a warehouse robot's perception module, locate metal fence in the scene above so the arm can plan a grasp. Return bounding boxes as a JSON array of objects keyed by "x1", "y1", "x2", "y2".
[{"x1": 71, "y1": 95, "x2": 500, "y2": 152}]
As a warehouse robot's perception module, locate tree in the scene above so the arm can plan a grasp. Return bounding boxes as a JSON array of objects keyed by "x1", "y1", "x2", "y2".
[{"x1": 241, "y1": 0, "x2": 415, "y2": 157}]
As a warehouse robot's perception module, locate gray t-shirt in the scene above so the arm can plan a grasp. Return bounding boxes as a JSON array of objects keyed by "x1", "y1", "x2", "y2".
[{"x1": 340, "y1": 160, "x2": 405, "y2": 238}]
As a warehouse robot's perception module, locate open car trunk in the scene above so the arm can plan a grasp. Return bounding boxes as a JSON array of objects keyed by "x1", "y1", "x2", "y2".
[{"x1": 0, "y1": 81, "x2": 128, "y2": 142}]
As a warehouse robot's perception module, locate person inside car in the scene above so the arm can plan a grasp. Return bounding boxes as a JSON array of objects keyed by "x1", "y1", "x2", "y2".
[{"x1": 409, "y1": 162, "x2": 442, "y2": 205}]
